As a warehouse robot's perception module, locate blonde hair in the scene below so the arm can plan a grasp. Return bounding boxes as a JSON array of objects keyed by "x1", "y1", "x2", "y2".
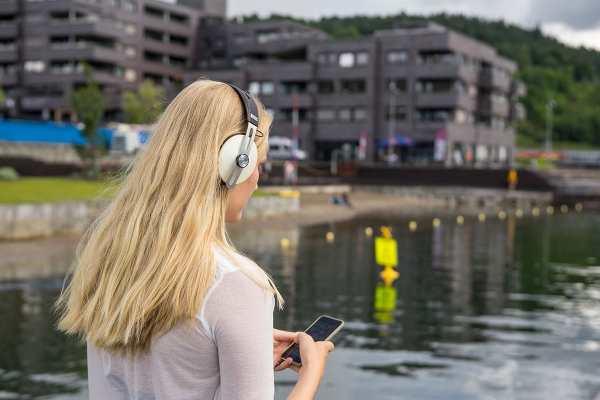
[{"x1": 56, "y1": 79, "x2": 283, "y2": 355}]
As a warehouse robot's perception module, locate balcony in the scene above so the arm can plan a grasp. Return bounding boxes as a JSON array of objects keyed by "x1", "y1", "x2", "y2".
[
  {"x1": 479, "y1": 70, "x2": 511, "y2": 92},
  {"x1": 511, "y1": 103, "x2": 526, "y2": 121},
  {"x1": 414, "y1": 63, "x2": 461, "y2": 79},
  {"x1": 47, "y1": 43, "x2": 126, "y2": 64},
  {"x1": 415, "y1": 92, "x2": 476, "y2": 110},
  {"x1": 48, "y1": 19, "x2": 122, "y2": 38},
  {"x1": 0, "y1": 22, "x2": 17, "y2": 37},
  {"x1": 478, "y1": 98, "x2": 510, "y2": 117}
]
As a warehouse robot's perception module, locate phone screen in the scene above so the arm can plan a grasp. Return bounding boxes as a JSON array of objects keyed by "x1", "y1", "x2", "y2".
[{"x1": 281, "y1": 316, "x2": 343, "y2": 364}]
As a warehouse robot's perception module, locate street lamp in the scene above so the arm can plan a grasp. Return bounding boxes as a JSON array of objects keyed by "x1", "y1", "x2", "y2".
[
  {"x1": 545, "y1": 98, "x2": 556, "y2": 164},
  {"x1": 388, "y1": 81, "x2": 400, "y2": 166}
]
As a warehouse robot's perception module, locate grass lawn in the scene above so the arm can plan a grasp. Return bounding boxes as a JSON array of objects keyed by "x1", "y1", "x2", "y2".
[
  {"x1": 0, "y1": 178, "x2": 115, "y2": 204},
  {"x1": 0, "y1": 178, "x2": 284, "y2": 204}
]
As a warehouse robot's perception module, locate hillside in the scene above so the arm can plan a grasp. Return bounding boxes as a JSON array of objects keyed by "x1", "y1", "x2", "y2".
[{"x1": 244, "y1": 13, "x2": 600, "y2": 147}]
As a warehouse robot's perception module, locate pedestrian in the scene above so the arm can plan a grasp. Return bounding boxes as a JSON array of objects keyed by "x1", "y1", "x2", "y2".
[
  {"x1": 508, "y1": 168, "x2": 518, "y2": 191},
  {"x1": 55, "y1": 80, "x2": 334, "y2": 399}
]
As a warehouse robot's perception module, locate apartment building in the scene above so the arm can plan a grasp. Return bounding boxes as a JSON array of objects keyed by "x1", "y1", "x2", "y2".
[
  {"x1": 185, "y1": 20, "x2": 526, "y2": 166},
  {"x1": 0, "y1": 0, "x2": 224, "y2": 122}
]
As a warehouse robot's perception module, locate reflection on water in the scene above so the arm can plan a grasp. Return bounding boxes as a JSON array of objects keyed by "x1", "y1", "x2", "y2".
[{"x1": 2, "y1": 212, "x2": 600, "y2": 399}]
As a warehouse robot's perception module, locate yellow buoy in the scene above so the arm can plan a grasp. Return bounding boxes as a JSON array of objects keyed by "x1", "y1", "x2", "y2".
[
  {"x1": 456, "y1": 215, "x2": 464, "y2": 225},
  {"x1": 478, "y1": 213, "x2": 486, "y2": 222},
  {"x1": 532, "y1": 207, "x2": 540, "y2": 216},
  {"x1": 561, "y1": 204, "x2": 569, "y2": 213},
  {"x1": 575, "y1": 203, "x2": 583, "y2": 212},
  {"x1": 326, "y1": 232, "x2": 335, "y2": 242},
  {"x1": 498, "y1": 211, "x2": 507, "y2": 220},
  {"x1": 280, "y1": 238, "x2": 290, "y2": 248},
  {"x1": 547, "y1": 205, "x2": 555, "y2": 214},
  {"x1": 365, "y1": 227, "x2": 373, "y2": 236},
  {"x1": 409, "y1": 221, "x2": 417, "y2": 231},
  {"x1": 516, "y1": 209, "x2": 524, "y2": 218},
  {"x1": 432, "y1": 218, "x2": 441, "y2": 228}
]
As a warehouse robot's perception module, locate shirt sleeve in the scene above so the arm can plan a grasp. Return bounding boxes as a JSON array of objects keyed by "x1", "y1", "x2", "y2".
[{"x1": 202, "y1": 269, "x2": 275, "y2": 399}]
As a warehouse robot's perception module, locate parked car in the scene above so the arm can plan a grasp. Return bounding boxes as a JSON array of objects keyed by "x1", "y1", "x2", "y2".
[{"x1": 268, "y1": 136, "x2": 307, "y2": 160}]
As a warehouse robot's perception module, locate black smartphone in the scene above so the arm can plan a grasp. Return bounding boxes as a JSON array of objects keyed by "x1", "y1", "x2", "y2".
[{"x1": 279, "y1": 315, "x2": 344, "y2": 367}]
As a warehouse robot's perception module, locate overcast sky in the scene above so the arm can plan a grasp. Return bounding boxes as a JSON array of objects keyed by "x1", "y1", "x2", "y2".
[{"x1": 227, "y1": 0, "x2": 600, "y2": 51}]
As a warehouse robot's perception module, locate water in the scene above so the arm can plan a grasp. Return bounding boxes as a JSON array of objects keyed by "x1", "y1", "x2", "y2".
[{"x1": 2, "y1": 211, "x2": 600, "y2": 399}]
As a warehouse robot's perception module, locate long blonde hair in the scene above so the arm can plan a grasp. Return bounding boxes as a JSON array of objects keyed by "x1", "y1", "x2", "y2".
[{"x1": 56, "y1": 79, "x2": 283, "y2": 355}]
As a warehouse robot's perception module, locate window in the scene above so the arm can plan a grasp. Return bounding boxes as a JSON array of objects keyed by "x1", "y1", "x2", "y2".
[
  {"x1": 108, "y1": 0, "x2": 120, "y2": 8},
  {"x1": 124, "y1": 68, "x2": 137, "y2": 82},
  {"x1": 468, "y1": 84, "x2": 478, "y2": 97},
  {"x1": 418, "y1": 51, "x2": 454, "y2": 65},
  {"x1": 261, "y1": 81, "x2": 274, "y2": 95},
  {"x1": 170, "y1": 13, "x2": 188, "y2": 25},
  {"x1": 339, "y1": 52, "x2": 355, "y2": 68},
  {"x1": 354, "y1": 107, "x2": 367, "y2": 121},
  {"x1": 340, "y1": 80, "x2": 366, "y2": 94},
  {"x1": 248, "y1": 81, "x2": 260, "y2": 95},
  {"x1": 317, "y1": 81, "x2": 334, "y2": 94},
  {"x1": 279, "y1": 108, "x2": 309, "y2": 121},
  {"x1": 169, "y1": 56, "x2": 186, "y2": 67},
  {"x1": 317, "y1": 108, "x2": 335, "y2": 121},
  {"x1": 145, "y1": 29, "x2": 163, "y2": 42},
  {"x1": 279, "y1": 81, "x2": 307, "y2": 94},
  {"x1": 416, "y1": 79, "x2": 455, "y2": 93},
  {"x1": 316, "y1": 52, "x2": 337, "y2": 65},
  {"x1": 248, "y1": 81, "x2": 274, "y2": 95},
  {"x1": 386, "y1": 78, "x2": 406, "y2": 92},
  {"x1": 455, "y1": 109, "x2": 468, "y2": 124},
  {"x1": 125, "y1": 0, "x2": 137, "y2": 12},
  {"x1": 124, "y1": 45, "x2": 137, "y2": 59},
  {"x1": 417, "y1": 109, "x2": 453, "y2": 121},
  {"x1": 170, "y1": 35, "x2": 188, "y2": 47},
  {"x1": 338, "y1": 108, "x2": 352, "y2": 121},
  {"x1": 337, "y1": 107, "x2": 366, "y2": 122},
  {"x1": 356, "y1": 52, "x2": 369, "y2": 66},
  {"x1": 386, "y1": 50, "x2": 408, "y2": 64},
  {"x1": 24, "y1": 60, "x2": 45, "y2": 73},
  {"x1": 385, "y1": 106, "x2": 406, "y2": 121}
]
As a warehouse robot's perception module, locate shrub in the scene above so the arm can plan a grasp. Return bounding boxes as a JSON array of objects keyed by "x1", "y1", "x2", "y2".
[{"x1": 0, "y1": 166, "x2": 19, "y2": 181}]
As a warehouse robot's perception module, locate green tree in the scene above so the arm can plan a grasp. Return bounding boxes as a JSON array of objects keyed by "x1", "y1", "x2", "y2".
[
  {"x1": 70, "y1": 63, "x2": 107, "y2": 177},
  {"x1": 121, "y1": 79, "x2": 165, "y2": 124}
]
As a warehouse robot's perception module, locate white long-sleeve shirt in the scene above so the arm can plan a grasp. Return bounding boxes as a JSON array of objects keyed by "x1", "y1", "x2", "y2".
[{"x1": 87, "y1": 246, "x2": 275, "y2": 399}]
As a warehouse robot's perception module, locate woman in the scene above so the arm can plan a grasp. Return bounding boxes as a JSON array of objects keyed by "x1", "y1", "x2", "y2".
[{"x1": 56, "y1": 80, "x2": 334, "y2": 399}]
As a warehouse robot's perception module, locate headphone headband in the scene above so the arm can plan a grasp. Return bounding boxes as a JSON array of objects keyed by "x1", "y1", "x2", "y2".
[{"x1": 228, "y1": 84, "x2": 259, "y2": 128}]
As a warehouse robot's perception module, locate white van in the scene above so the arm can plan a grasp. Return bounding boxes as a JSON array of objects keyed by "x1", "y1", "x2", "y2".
[
  {"x1": 108, "y1": 123, "x2": 146, "y2": 156},
  {"x1": 268, "y1": 136, "x2": 307, "y2": 160}
]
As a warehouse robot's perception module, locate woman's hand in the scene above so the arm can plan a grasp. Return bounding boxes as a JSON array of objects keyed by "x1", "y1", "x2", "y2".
[
  {"x1": 286, "y1": 333, "x2": 335, "y2": 400},
  {"x1": 273, "y1": 329, "x2": 297, "y2": 371},
  {"x1": 289, "y1": 333, "x2": 334, "y2": 377}
]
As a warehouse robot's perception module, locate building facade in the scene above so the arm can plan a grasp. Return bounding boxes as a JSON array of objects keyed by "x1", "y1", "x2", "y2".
[
  {"x1": 185, "y1": 20, "x2": 526, "y2": 166},
  {"x1": 0, "y1": 0, "x2": 224, "y2": 122}
]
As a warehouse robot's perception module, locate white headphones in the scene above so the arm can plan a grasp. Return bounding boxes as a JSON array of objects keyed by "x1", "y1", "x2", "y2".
[{"x1": 218, "y1": 84, "x2": 260, "y2": 188}]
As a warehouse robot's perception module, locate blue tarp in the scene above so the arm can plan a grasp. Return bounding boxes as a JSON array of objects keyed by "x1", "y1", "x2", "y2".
[{"x1": 0, "y1": 120, "x2": 113, "y2": 147}]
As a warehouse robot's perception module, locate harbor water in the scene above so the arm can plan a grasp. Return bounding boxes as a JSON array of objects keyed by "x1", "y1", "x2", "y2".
[{"x1": 1, "y1": 210, "x2": 600, "y2": 399}]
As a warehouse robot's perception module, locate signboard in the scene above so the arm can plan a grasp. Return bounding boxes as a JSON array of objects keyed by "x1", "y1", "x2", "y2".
[{"x1": 375, "y1": 237, "x2": 398, "y2": 266}]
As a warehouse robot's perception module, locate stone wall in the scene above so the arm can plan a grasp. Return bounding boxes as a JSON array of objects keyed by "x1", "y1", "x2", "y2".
[
  {"x1": 0, "y1": 141, "x2": 81, "y2": 164},
  {"x1": 0, "y1": 196, "x2": 299, "y2": 240}
]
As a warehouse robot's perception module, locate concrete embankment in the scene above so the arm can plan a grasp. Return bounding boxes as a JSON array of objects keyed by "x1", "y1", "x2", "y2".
[{"x1": 0, "y1": 196, "x2": 299, "y2": 240}]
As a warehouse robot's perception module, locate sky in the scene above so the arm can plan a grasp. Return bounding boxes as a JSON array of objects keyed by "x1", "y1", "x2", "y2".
[{"x1": 227, "y1": 0, "x2": 600, "y2": 51}]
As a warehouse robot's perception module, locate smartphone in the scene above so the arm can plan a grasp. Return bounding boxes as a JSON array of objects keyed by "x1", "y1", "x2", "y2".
[{"x1": 279, "y1": 315, "x2": 344, "y2": 367}]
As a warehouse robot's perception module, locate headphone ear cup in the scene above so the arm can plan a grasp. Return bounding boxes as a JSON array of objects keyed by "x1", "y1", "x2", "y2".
[{"x1": 218, "y1": 135, "x2": 258, "y2": 187}]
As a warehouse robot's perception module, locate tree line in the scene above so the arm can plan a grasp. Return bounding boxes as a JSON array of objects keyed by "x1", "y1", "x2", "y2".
[{"x1": 245, "y1": 12, "x2": 600, "y2": 147}]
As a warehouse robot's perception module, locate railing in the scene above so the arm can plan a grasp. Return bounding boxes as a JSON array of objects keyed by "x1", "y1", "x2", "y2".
[{"x1": 0, "y1": 43, "x2": 16, "y2": 51}]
